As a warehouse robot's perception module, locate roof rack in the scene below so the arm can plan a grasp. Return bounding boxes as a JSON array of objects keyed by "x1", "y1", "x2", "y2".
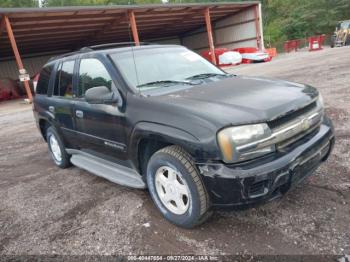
[
  {"x1": 48, "y1": 42, "x2": 155, "y2": 62},
  {"x1": 48, "y1": 49, "x2": 90, "y2": 62},
  {"x1": 82, "y1": 42, "x2": 154, "y2": 51}
]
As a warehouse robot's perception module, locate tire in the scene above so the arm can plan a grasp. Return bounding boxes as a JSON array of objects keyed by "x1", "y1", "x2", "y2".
[
  {"x1": 330, "y1": 35, "x2": 336, "y2": 48},
  {"x1": 46, "y1": 126, "x2": 71, "y2": 168},
  {"x1": 345, "y1": 36, "x2": 350, "y2": 46},
  {"x1": 146, "y1": 145, "x2": 211, "y2": 228}
]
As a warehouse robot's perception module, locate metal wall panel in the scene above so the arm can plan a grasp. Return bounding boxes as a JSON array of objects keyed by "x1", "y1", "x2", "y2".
[
  {"x1": 214, "y1": 22, "x2": 256, "y2": 46},
  {"x1": 152, "y1": 37, "x2": 181, "y2": 45},
  {"x1": 181, "y1": 6, "x2": 259, "y2": 52},
  {"x1": 182, "y1": 32, "x2": 208, "y2": 51},
  {"x1": 215, "y1": 7, "x2": 255, "y2": 27},
  {"x1": 219, "y1": 39, "x2": 257, "y2": 49},
  {"x1": 0, "y1": 54, "x2": 52, "y2": 79}
]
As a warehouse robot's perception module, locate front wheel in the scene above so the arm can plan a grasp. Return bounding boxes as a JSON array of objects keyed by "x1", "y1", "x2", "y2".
[
  {"x1": 330, "y1": 35, "x2": 336, "y2": 48},
  {"x1": 345, "y1": 36, "x2": 350, "y2": 46},
  {"x1": 146, "y1": 145, "x2": 211, "y2": 228}
]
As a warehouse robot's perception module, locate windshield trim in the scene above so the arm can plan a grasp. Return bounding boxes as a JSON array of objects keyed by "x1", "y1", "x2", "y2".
[{"x1": 137, "y1": 80, "x2": 195, "y2": 89}]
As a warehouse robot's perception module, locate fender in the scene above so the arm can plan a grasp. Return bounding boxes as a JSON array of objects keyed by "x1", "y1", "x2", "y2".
[{"x1": 128, "y1": 121, "x2": 208, "y2": 169}]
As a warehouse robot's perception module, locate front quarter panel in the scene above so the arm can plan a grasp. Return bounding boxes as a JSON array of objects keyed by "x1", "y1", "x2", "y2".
[{"x1": 128, "y1": 121, "x2": 221, "y2": 169}]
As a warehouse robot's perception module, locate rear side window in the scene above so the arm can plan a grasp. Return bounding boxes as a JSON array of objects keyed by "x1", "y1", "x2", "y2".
[
  {"x1": 78, "y1": 58, "x2": 112, "y2": 97},
  {"x1": 53, "y1": 60, "x2": 75, "y2": 98},
  {"x1": 36, "y1": 65, "x2": 53, "y2": 95}
]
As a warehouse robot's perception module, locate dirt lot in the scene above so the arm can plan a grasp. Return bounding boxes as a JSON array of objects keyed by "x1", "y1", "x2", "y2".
[{"x1": 0, "y1": 47, "x2": 349, "y2": 256}]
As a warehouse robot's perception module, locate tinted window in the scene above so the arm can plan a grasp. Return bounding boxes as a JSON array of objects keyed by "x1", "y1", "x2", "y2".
[
  {"x1": 340, "y1": 21, "x2": 350, "y2": 29},
  {"x1": 36, "y1": 64, "x2": 53, "y2": 95},
  {"x1": 78, "y1": 58, "x2": 112, "y2": 97},
  {"x1": 53, "y1": 60, "x2": 75, "y2": 98}
]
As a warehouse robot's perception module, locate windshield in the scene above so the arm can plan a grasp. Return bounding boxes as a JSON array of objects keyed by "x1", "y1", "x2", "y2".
[
  {"x1": 340, "y1": 21, "x2": 350, "y2": 29},
  {"x1": 109, "y1": 47, "x2": 225, "y2": 91}
]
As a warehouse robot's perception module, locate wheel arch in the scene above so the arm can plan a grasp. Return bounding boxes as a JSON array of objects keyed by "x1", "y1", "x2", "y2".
[
  {"x1": 39, "y1": 118, "x2": 50, "y2": 141},
  {"x1": 37, "y1": 113, "x2": 65, "y2": 144},
  {"x1": 129, "y1": 122, "x2": 201, "y2": 177}
]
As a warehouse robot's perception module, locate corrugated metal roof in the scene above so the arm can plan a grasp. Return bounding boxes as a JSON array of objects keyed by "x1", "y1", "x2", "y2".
[{"x1": 0, "y1": 2, "x2": 258, "y2": 58}]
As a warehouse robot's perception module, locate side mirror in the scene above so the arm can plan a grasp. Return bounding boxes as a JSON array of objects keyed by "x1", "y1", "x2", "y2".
[{"x1": 85, "y1": 86, "x2": 119, "y2": 104}]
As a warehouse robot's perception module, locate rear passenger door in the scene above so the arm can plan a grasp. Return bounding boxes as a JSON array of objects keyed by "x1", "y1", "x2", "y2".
[
  {"x1": 48, "y1": 60, "x2": 77, "y2": 148},
  {"x1": 73, "y1": 56, "x2": 127, "y2": 164}
]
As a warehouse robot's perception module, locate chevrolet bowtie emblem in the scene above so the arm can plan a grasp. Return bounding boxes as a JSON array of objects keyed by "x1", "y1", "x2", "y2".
[{"x1": 301, "y1": 118, "x2": 310, "y2": 130}]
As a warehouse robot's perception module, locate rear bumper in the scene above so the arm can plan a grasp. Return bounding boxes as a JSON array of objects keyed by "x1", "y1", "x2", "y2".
[{"x1": 197, "y1": 119, "x2": 335, "y2": 209}]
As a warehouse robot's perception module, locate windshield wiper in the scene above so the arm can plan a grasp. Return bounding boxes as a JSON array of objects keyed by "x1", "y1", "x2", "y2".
[
  {"x1": 185, "y1": 73, "x2": 233, "y2": 80},
  {"x1": 137, "y1": 80, "x2": 194, "y2": 88}
]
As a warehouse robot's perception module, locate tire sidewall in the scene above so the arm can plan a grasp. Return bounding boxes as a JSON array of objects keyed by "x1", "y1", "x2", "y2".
[
  {"x1": 46, "y1": 127, "x2": 68, "y2": 168},
  {"x1": 147, "y1": 152, "x2": 203, "y2": 228},
  {"x1": 330, "y1": 35, "x2": 335, "y2": 48}
]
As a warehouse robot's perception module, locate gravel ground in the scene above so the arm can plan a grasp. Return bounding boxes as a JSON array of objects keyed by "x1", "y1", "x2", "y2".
[{"x1": 0, "y1": 46, "x2": 349, "y2": 256}]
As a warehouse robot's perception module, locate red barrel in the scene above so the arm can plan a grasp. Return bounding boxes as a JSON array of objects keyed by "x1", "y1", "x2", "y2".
[
  {"x1": 201, "y1": 48, "x2": 229, "y2": 64},
  {"x1": 284, "y1": 40, "x2": 301, "y2": 53},
  {"x1": 309, "y1": 35, "x2": 325, "y2": 51}
]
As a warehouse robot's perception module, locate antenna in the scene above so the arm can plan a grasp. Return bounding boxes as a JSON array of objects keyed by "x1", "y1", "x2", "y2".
[{"x1": 127, "y1": 11, "x2": 141, "y2": 94}]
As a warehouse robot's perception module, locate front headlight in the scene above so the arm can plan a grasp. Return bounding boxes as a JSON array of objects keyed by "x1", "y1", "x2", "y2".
[
  {"x1": 217, "y1": 123, "x2": 275, "y2": 163},
  {"x1": 317, "y1": 93, "x2": 324, "y2": 108}
]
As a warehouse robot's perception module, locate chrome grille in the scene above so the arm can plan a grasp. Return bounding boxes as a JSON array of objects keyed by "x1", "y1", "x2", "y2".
[
  {"x1": 236, "y1": 106, "x2": 323, "y2": 153},
  {"x1": 268, "y1": 101, "x2": 317, "y2": 129},
  {"x1": 273, "y1": 108, "x2": 323, "y2": 149}
]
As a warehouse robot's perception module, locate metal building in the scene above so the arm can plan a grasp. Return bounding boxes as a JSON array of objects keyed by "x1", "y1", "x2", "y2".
[{"x1": 0, "y1": 2, "x2": 263, "y2": 101}]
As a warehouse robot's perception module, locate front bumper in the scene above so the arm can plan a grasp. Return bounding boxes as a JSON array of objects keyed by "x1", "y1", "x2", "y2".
[{"x1": 197, "y1": 119, "x2": 335, "y2": 209}]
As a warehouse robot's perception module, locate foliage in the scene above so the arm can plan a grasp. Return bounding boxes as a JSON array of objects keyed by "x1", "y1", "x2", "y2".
[
  {"x1": 0, "y1": 0, "x2": 38, "y2": 7},
  {"x1": 262, "y1": 0, "x2": 350, "y2": 46}
]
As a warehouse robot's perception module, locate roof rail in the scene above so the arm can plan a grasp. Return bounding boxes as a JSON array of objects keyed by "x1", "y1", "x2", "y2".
[
  {"x1": 48, "y1": 49, "x2": 90, "y2": 62},
  {"x1": 48, "y1": 42, "x2": 156, "y2": 62},
  {"x1": 83, "y1": 42, "x2": 154, "y2": 50}
]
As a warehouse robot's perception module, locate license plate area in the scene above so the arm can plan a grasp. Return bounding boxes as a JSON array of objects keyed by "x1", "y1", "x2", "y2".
[{"x1": 292, "y1": 142, "x2": 330, "y2": 183}]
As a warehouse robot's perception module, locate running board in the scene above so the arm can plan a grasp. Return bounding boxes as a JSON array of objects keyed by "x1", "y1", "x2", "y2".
[{"x1": 69, "y1": 150, "x2": 146, "y2": 189}]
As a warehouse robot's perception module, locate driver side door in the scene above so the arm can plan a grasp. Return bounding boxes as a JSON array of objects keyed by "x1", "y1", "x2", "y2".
[{"x1": 73, "y1": 56, "x2": 128, "y2": 164}]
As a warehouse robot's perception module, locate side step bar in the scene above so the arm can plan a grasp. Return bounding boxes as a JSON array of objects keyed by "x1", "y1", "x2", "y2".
[{"x1": 68, "y1": 150, "x2": 146, "y2": 189}]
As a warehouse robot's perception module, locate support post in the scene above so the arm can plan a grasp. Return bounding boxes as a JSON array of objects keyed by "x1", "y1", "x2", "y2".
[
  {"x1": 204, "y1": 8, "x2": 216, "y2": 65},
  {"x1": 0, "y1": 17, "x2": 5, "y2": 38},
  {"x1": 4, "y1": 16, "x2": 33, "y2": 102},
  {"x1": 254, "y1": 4, "x2": 262, "y2": 50},
  {"x1": 128, "y1": 10, "x2": 140, "y2": 46}
]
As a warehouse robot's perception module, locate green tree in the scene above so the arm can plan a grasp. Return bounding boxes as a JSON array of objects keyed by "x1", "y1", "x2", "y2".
[
  {"x1": 0, "y1": 0, "x2": 38, "y2": 7},
  {"x1": 262, "y1": 0, "x2": 350, "y2": 47}
]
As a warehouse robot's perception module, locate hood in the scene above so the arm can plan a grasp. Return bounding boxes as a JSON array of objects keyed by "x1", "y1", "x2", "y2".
[{"x1": 147, "y1": 76, "x2": 319, "y2": 127}]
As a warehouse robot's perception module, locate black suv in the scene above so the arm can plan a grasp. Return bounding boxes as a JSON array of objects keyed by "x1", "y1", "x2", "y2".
[{"x1": 33, "y1": 44, "x2": 334, "y2": 228}]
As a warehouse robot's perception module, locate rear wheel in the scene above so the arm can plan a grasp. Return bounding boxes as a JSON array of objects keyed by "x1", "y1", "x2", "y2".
[
  {"x1": 331, "y1": 35, "x2": 337, "y2": 48},
  {"x1": 146, "y1": 145, "x2": 211, "y2": 228},
  {"x1": 46, "y1": 126, "x2": 71, "y2": 168}
]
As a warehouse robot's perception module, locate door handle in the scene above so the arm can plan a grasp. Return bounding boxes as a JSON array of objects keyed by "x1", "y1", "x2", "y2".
[
  {"x1": 75, "y1": 110, "x2": 84, "y2": 118},
  {"x1": 48, "y1": 106, "x2": 55, "y2": 113}
]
